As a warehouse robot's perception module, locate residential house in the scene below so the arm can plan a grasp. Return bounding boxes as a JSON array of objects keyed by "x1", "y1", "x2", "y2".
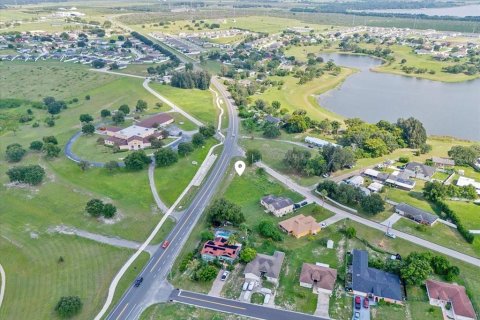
[
  {"x1": 385, "y1": 173, "x2": 416, "y2": 191},
  {"x1": 261, "y1": 195, "x2": 294, "y2": 217},
  {"x1": 346, "y1": 175, "x2": 364, "y2": 187},
  {"x1": 244, "y1": 251, "x2": 285, "y2": 285},
  {"x1": 431, "y1": 157, "x2": 455, "y2": 168},
  {"x1": 350, "y1": 250, "x2": 403, "y2": 304},
  {"x1": 395, "y1": 203, "x2": 438, "y2": 226},
  {"x1": 426, "y1": 279, "x2": 476, "y2": 320},
  {"x1": 279, "y1": 214, "x2": 320, "y2": 238},
  {"x1": 264, "y1": 114, "x2": 281, "y2": 125},
  {"x1": 368, "y1": 182, "x2": 384, "y2": 193},
  {"x1": 200, "y1": 237, "x2": 241, "y2": 264},
  {"x1": 456, "y1": 176, "x2": 480, "y2": 196},
  {"x1": 299, "y1": 263, "x2": 337, "y2": 295},
  {"x1": 404, "y1": 162, "x2": 436, "y2": 180},
  {"x1": 304, "y1": 136, "x2": 340, "y2": 148}
]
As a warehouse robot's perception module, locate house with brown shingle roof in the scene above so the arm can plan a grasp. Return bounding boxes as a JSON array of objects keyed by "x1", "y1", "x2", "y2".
[
  {"x1": 200, "y1": 237, "x2": 241, "y2": 264},
  {"x1": 279, "y1": 214, "x2": 320, "y2": 238},
  {"x1": 299, "y1": 263, "x2": 337, "y2": 295},
  {"x1": 426, "y1": 279, "x2": 477, "y2": 320},
  {"x1": 244, "y1": 251, "x2": 285, "y2": 285}
]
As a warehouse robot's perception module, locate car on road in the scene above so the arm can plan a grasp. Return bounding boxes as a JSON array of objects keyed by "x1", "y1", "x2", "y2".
[
  {"x1": 354, "y1": 311, "x2": 360, "y2": 319},
  {"x1": 162, "y1": 240, "x2": 170, "y2": 248},
  {"x1": 354, "y1": 296, "x2": 361, "y2": 310},
  {"x1": 320, "y1": 222, "x2": 327, "y2": 229},
  {"x1": 363, "y1": 297, "x2": 369, "y2": 309},
  {"x1": 247, "y1": 282, "x2": 254, "y2": 291},
  {"x1": 220, "y1": 271, "x2": 230, "y2": 281},
  {"x1": 242, "y1": 282, "x2": 249, "y2": 291},
  {"x1": 385, "y1": 232, "x2": 397, "y2": 239},
  {"x1": 134, "y1": 277, "x2": 143, "y2": 287}
]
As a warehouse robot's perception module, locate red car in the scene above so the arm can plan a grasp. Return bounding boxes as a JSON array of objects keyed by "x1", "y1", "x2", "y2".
[
  {"x1": 363, "y1": 297, "x2": 369, "y2": 309},
  {"x1": 354, "y1": 296, "x2": 361, "y2": 310},
  {"x1": 162, "y1": 240, "x2": 170, "y2": 249}
]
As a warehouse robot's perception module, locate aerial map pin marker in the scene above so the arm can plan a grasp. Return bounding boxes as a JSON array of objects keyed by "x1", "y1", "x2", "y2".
[{"x1": 234, "y1": 161, "x2": 246, "y2": 176}]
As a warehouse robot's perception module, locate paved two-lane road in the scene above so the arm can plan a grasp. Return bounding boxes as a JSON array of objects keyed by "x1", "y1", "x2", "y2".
[{"x1": 171, "y1": 290, "x2": 328, "y2": 320}]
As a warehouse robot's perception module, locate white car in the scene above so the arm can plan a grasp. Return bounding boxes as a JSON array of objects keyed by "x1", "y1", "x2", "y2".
[
  {"x1": 247, "y1": 282, "x2": 255, "y2": 291},
  {"x1": 220, "y1": 271, "x2": 230, "y2": 281},
  {"x1": 320, "y1": 222, "x2": 327, "y2": 229},
  {"x1": 385, "y1": 232, "x2": 397, "y2": 239},
  {"x1": 264, "y1": 293, "x2": 271, "y2": 304},
  {"x1": 242, "y1": 282, "x2": 249, "y2": 291}
]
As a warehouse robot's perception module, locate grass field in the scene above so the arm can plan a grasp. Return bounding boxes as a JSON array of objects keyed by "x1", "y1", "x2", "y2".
[
  {"x1": 150, "y1": 83, "x2": 217, "y2": 126},
  {"x1": 251, "y1": 70, "x2": 353, "y2": 123},
  {"x1": 446, "y1": 201, "x2": 480, "y2": 230},
  {"x1": 154, "y1": 138, "x2": 218, "y2": 207},
  {"x1": 140, "y1": 302, "x2": 249, "y2": 320}
]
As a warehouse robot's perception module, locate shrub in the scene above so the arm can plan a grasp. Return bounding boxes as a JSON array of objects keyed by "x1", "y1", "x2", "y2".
[
  {"x1": 55, "y1": 296, "x2": 82, "y2": 318},
  {"x1": 6, "y1": 165, "x2": 45, "y2": 185},
  {"x1": 30, "y1": 140, "x2": 44, "y2": 151},
  {"x1": 258, "y1": 220, "x2": 283, "y2": 241},
  {"x1": 5, "y1": 143, "x2": 26, "y2": 162}
]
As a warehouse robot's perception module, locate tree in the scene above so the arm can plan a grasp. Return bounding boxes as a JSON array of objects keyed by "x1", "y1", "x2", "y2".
[
  {"x1": 430, "y1": 256, "x2": 451, "y2": 275},
  {"x1": 305, "y1": 155, "x2": 327, "y2": 176},
  {"x1": 154, "y1": 148, "x2": 178, "y2": 167},
  {"x1": 263, "y1": 123, "x2": 281, "y2": 138},
  {"x1": 30, "y1": 140, "x2": 44, "y2": 151},
  {"x1": 192, "y1": 133, "x2": 205, "y2": 147},
  {"x1": 272, "y1": 100, "x2": 281, "y2": 110},
  {"x1": 258, "y1": 220, "x2": 283, "y2": 241},
  {"x1": 100, "y1": 109, "x2": 111, "y2": 118},
  {"x1": 284, "y1": 114, "x2": 308, "y2": 133},
  {"x1": 423, "y1": 181, "x2": 447, "y2": 202},
  {"x1": 102, "y1": 203, "x2": 117, "y2": 218},
  {"x1": 178, "y1": 142, "x2": 194, "y2": 157},
  {"x1": 82, "y1": 123, "x2": 95, "y2": 135},
  {"x1": 46, "y1": 118, "x2": 55, "y2": 127},
  {"x1": 85, "y1": 199, "x2": 104, "y2": 217},
  {"x1": 104, "y1": 160, "x2": 119, "y2": 172},
  {"x1": 118, "y1": 104, "x2": 130, "y2": 115},
  {"x1": 135, "y1": 100, "x2": 148, "y2": 112},
  {"x1": 331, "y1": 120, "x2": 341, "y2": 134},
  {"x1": 92, "y1": 59, "x2": 106, "y2": 69},
  {"x1": 445, "y1": 265, "x2": 460, "y2": 281},
  {"x1": 196, "y1": 265, "x2": 218, "y2": 282},
  {"x1": 43, "y1": 143, "x2": 61, "y2": 158},
  {"x1": 55, "y1": 296, "x2": 82, "y2": 318},
  {"x1": 79, "y1": 114, "x2": 93, "y2": 123},
  {"x1": 360, "y1": 194, "x2": 385, "y2": 214},
  {"x1": 199, "y1": 125, "x2": 216, "y2": 138},
  {"x1": 420, "y1": 144, "x2": 432, "y2": 154},
  {"x1": 400, "y1": 253, "x2": 433, "y2": 285},
  {"x1": 246, "y1": 149, "x2": 262, "y2": 165},
  {"x1": 448, "y1": 145, "x2": 479, "y2": 166},
  {"x1": 112, "y1": 111, "x2": 125, "y2": 124},
  {"x1": 43, "y1": 136, "x2": 58, "y2": 145},
  {"x1": 397, "y1": 117, "x2": 427, "y2": 148},
  {"x1": 240, "y1": 247, "x2": 257, "y2": 263},
  {"x1": 5, "y1": 143, "x2": 26, "y2": 162},
  {"x1": 78, "y1": 160, "x2": 90, "y2": 171},
  {"x1": 124, "y1": 151, "x2": 151, "y2": 170},
  {"x1": 206, "y1": 198, "x2": 245, "y2": 226},
  {"x1": 344, "y1": 226, "x2": 356, "y2": 239},
  {"x1": 284, "y1": 148, "x2": 311, "y2": 173},
  {"x1": 6, "y1": 165, "x2": 45, "y2": 185},
  {"x1": 200, "y1": 230, "x2": 214, "y2": 241}
]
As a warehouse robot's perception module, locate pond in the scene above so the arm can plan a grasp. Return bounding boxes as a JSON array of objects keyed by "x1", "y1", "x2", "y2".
[{"x1": 316, "y1": 53, "x2": 480, "y2": 141}]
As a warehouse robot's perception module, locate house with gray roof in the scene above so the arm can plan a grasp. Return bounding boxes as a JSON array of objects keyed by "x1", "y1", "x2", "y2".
[
  {"x1": 261, "y1": 195, "x2": 294, "y2": 217},
  {"x1": 351, "y1": 250, "x2": 403, "y2": 304},
  {"x1": 395, "y1": 203, "x2": 438, "y2": 226},
  {"x1": 244, "y1": 251, "x2": 285, "y2": 285},
  {"x1": 404, "y1": 162, "x2": 436, "y2": 181}
]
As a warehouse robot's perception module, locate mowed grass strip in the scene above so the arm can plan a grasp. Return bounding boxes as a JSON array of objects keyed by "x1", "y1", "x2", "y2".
[
  {"x1": 140, "y1": 302, "x2": 249, "y2": 320},
  {"x1": 0, "y1": 234, "x2": 133, "y2": 320}
]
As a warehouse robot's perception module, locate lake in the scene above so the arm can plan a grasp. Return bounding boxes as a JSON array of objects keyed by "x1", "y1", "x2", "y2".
[
  {"x1": 358, "y1": 4, "x2": 480, "y2": 17},
  {"x1": 316, "y1": 53, "x2": 480, "y2": 141}
]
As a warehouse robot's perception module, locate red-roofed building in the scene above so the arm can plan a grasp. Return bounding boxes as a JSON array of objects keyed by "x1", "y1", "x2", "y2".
[
  {"x1": 426, "y1": 279, "x2": 477, "y2": 320},
  {"x1": 136, "y1": 113, "x2": 174, "y2": 128},
  {"x1": 200, "y1": 237, "x2": 241, "y2": 264}
]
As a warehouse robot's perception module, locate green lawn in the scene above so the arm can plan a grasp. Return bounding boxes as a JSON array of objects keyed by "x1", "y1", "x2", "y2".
[
  {"x1": 169, "y1": 112, "x2": 198, "y2": 131},
  {"x1": 150, "y1": 83, "x2": 217, "y2": 125},
  {"x1": 154, "y1": 138, "x2": 218, "y2": 206},
  {"x1": 251, "y1": 292, "x2": 265, "y2": 305},
  {"x1": 446, "y1": 201, "x2": 480, "y2": 230},
  {"x1": 140, "y1": 302, "x2": 249, "y2": 320},
  {"x1": 70, "y1": 134, "x2": 134, "y2": 162},
  {"x1": 0, "y1": 61, "x2": 115, "y2": 101}
]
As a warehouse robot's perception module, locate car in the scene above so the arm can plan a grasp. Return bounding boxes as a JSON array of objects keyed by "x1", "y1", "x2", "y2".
[
  {"x1": 322, "y1": 173, "x2": 330, "y2": 178},
  {"x1": 301, "y1": 201, "x2": 308, "y2": 206},
  {"x1": 354, "y1": 296, "x2": 361, "y2": 310},
  {"x1": 220, "y1": 271, "x2": 230, "y2": 281},
  {"x1": 385, "y1": 232, "x2": 397, "y2": 239},
  {"x1": 134, "y1": 277, "x2": 143, "y2": 287},
  {"x1": 247, "y1": 281, "x2": 254, "y2": 291},
  {"x1": 320, "y1": 222, "x2": 327, "y2": 229},
  {"x1": 264, "y1": 293, "x2": 271, "y2": 304},
  {"x1": 308, "y1": 145, "x2": 314, "y2": 148},
  {"x1": 354, "y1": 311, "x2": 360, "y2": 319},
  {"x1": 363, "y1": 297, "x2": 369, "y2": 309},
  {"x1": 162, "y1": 240, "x2": 170, "y2": 248},
  {"x1": 242, "y1": 282, "x2": 249, "y2": 291}
]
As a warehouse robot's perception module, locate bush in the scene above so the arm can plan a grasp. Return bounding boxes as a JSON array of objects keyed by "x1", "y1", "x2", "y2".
[
  {"x1": 5, "y1": 143, "x2": 26, "y2": 162},
  {"x1": 85, "y1": 199, "x2": 117, "y2": 218},
  {"x1": 240, "y1": 247, "x2": 257, "y2": 263},
  {"x1": 124, "y1": 150, "x2": 151, "y2": 170},
  {"x1": 6, "y1": 165, "x2": 45, "y2": 185},
  {"x1": 258, "y1": 220, "x2": 283, "y2": 241},
  {"x1": 398, "y1": 156, "x2": 409, "y2": 163},
  {"x1": 195, "y1": 265, "x2": 218, "y2": 282},
  {"x1": 154, "y1": 148, "x2": 178, "y2": 167},
  {"x1": 178, "y1": 142, "x2": 194, "y2": 157},
  {"x1": 30, "y1": 140, "x2": 43, "y2": 151},
  {"x1": 246, "y1": 149, "x2": 262, "y2": 165},
  {"x1": 192, "y1": 133, "x2": 205, "y2": 147},
  {"x1": 345, "y1": 226, "x2": 356, "y2": 239},
  {"x1": 200, "y1": 230, "x2": 214, "y2": 241},
  {"x1": 55, "y1": 296, "x2": 82, "y2": 318}
]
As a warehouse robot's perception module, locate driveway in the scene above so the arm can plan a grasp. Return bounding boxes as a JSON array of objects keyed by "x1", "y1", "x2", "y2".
[
  {"x1": 352, "y1": 296, "x2": 370, "y2": 320},
  {"x1": 314, "y1": 292, "x2": 330, "y2": 318},
  {"x1": 208, "y1": 269, "x2": 227, "y2": 297}
]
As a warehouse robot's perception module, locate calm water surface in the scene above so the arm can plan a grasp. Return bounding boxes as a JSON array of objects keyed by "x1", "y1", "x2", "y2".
[
  {"x1": 361, "y1": 4, "x2": 480, "y2": 17},
  {"x1": 316, "y1": 54, "x2": 480, "y2": 141}
]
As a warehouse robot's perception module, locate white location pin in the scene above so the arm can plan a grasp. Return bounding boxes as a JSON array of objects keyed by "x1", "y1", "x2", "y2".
[{"x1": 234, "y1": 161, "x2": 246, "y2": 176}]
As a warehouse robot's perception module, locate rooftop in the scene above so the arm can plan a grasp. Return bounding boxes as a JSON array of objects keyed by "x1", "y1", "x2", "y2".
[
  {"x1": 279, "y1": 214, "x2": 319, "y2": 236},
  {"x1": 405, "y1": 162, "x2": 435, "y2": 177},
  {"x1": 244, "y1": 251, "x2": 285, "y2": 280},
  {"x1": 136, "y1": 113, "x2": 174, "y2": 128},
  {"x1": 299, "y1": 263, "x2": 337, "y2": 291},
  {"x1": 431, "y1": 157, "x2": 455, "y2": 166},
  {"x1": 395, "y1": 203, "x2": 438, "y2": 225},
  {"x1": 118, "y1": 125, "x2": 154, "y2": 138},
  {"x1": 426, "y1": 279, "x2": 476, "y2": 319},
  {"x1": 200, "y1": 237, "x2": 241, "y2": 260},
  {"x1": 261, "y1": 195, "x2": 294, "y2": 211}
]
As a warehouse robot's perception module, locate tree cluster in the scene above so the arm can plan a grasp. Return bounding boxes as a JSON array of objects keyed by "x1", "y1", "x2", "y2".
[
  {"x1": 6, "y1": 165, "x2": 45, "y2": 185},
  {"x1": 5, "y1": 143, "x2": 26, "y2": 163},
  {"x1": 400, "y1": 252, "x2": 460, "y2": 285},
  {"x1": 124, "y1": 150, "x2": 152, "y2": 170},
  {"x1": 424, "y1": 181, "x2": 477, "y2": 201},
  {"x1": 206, "y1": 198, "x2": 245, "y2": 227},
  {"x1": 55, "y1": 296, "x2": 82, "y2": 318},
  {"x1": 448, "y1": 145, "x2": 480, "y2": 167},
  {"x1": 258, "y1": 220, "x2": 283, "y2": 241},
  {"x1": 85, "y1": 199, "x2": 117, "y2": 218},
  {"x1": 43, "y1": 96, "x2": 67, "y2": 115},
  {"x1": 170, "y1": 70, "x2": 211, "y2": 90}
]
